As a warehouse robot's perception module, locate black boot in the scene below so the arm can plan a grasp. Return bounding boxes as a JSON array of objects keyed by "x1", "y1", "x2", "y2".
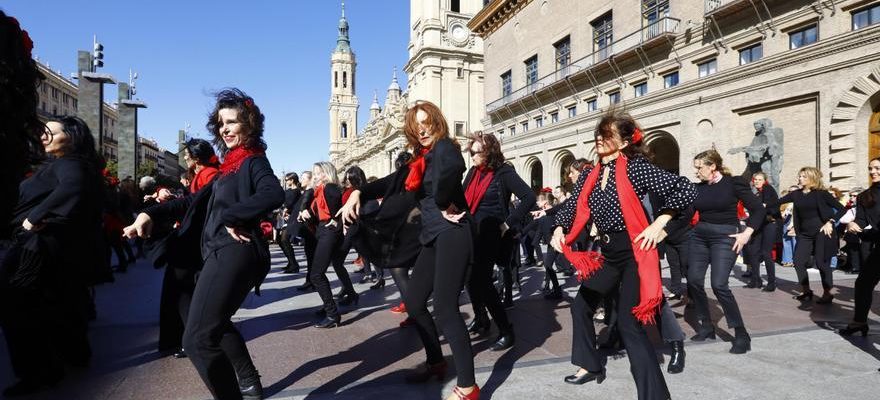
[
  {"x1": 730, "y1": 327, "x2": 751, "y2": 354},
  {"x1": 691, "y1": 320, "x2": 716, "y2": 341},
  {"x1": 240, "y1": 375, "x2": 264, "y2": 400},
  {"x1": 667, "y1": 340, "x2": 685, "y2": 374},
  {"x1": 467, "y1": 314, "x2": 491, "y2": 336},
  {"x1": 338, "y1": 290, "x2": 360, "y2": 306},
  {"x1": 490, "y1": 324, "x2": 515, "y2": 351},
  {"x1": 315, "y1": 315, "x2": 341, "y2": 329},
  {"x1": 762, "y1": 281, "x2": 776, "y2": 292}
]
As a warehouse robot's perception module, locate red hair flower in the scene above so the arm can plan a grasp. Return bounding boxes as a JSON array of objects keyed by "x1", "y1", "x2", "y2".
[
  {"x1": 541, "y1": 187, "x2": 553, "y2": 193},
  {"x1": 631, "y1": 128, "x2": 644, "y2": 144},
  {"x1": 244, "y1": 99, "x2": 254, "y2": 108}
]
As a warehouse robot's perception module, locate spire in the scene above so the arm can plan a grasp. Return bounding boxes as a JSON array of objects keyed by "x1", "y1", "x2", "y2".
[
  {"x1": 387, "y1": 66, "x2": 400, "y2": 92},
  {"x1": 370, "y1": 90, "x2": 380, "y2": 110},
  {"x1": 335, "y1": 1, "x2": 351, "y2": 53}
]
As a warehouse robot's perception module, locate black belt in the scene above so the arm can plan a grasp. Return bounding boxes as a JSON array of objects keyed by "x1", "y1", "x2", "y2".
[{"x1": 596, "y1": 231, "x2": 626, "y2": 244}]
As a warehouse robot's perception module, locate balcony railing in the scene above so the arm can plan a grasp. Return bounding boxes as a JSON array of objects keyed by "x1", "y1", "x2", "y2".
[
  {"x1": 486, "y1": 17, "x2": 680, "y2": 114},
  {"x1": 705, "y1": 0, "x2": 754, "y2": 16}
]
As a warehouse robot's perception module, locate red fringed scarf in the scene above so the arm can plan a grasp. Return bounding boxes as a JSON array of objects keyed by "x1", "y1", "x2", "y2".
[
  {"x1": 312, "y1": 184, "x2": 332, "y2": 221},
  {"x1": 464, "y1": 166, "x2": 495, "y2": 214},
  {"x1": 404, "y1": 148, "x2": 430, "y2": 192},
  {"x1": 220, "y1": 147, "x2": 265, "y2": 176},
  {"x1": 562, "y1": 154, "x2": 663, "y2": 325}
]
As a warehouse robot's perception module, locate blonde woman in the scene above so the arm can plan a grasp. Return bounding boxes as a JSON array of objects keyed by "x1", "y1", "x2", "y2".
[{"x1": 769, "y1": 167, "x2": 841, "y2": 303}]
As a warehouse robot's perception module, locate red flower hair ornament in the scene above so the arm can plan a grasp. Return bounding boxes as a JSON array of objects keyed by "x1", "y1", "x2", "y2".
[{"x1": 631, "y1": 128, "x2": 644, "y2": 144}]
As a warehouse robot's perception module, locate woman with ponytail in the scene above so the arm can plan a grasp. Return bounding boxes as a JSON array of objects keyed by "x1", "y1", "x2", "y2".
[{"x1": 549, "y1": 109, "x2": 695, "y2": 399}]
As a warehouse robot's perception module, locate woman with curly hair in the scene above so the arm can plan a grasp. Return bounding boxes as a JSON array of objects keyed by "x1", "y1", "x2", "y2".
[
  {"x1": 463, "y1": 131, "x2": 535, "y2": 352},
  {"x1": 125, "y1": 89, "x2": 284, "y2": 399}
]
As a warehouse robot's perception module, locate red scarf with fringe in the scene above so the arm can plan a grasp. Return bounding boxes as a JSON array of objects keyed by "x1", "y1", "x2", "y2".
[
  {"x1": 404, "y1": 148, "x2": 430, "y2": 192},
  {"x1": 464, "y1": 166, "x2": 495, "y2": 214},
  {"x1": 220, "y1": 147, "x2": 265, "y2": 177},
  {"x1": 562, "y1": 154, "x2": 662, "y2": 325}
]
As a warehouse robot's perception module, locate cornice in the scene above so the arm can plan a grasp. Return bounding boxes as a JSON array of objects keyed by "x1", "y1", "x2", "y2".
[{"x1": 468, "y1": 0, "x2": 533, "y2": 38}]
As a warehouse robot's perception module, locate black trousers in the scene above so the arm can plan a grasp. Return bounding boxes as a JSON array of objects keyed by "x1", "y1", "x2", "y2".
[
  {"x1": 663, "y1": 239, "x2": 689, "y2": 296},
  {"x1": 854, "y1": 242, "x2": 880, "y2": 323},
  {"x1": 301, "y1": 228, "x2": 317, "y2": 285},
  {"x1": 793, "y1": 233, "x2": 834, "y2": 290},
  {"x1": 405, "y1": 223, "x2": 475, "y2": 387},
  {"x1": 542, "y1": 246, "x2": 561, "y2": 290},
  {"x1": 278, "y1": 229, "x2": 299, "y2": 269},
  {"x1": 467, "y1": 221, "x2": 513, "y2": 332},
  {"x1": 309, "y1": 223, "x2": 353, "y2": 318},
  {"x1": 688, "y1": 222, "x2": 745, "y2": 329},
  {"x1": 183, "y1": 244, "x2": 263, "y2": 400},
  {"x1": 747, "y1": 221, "x2": 778, "y2": 285},
  {"x1": 158, "y1": 265, "x2": 196, "y2": 351},
  {"x1": 569, "y1": 232, "x2": 670, "y2": 400}
]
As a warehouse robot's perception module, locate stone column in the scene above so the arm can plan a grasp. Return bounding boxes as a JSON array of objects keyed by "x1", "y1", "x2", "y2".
[
  {"x1": 178, "y1": 130, "x2": 187, "y2": 170},
  {"x1": 76, "y1": 51, "x2": 115, "y2": 151},
  {"x1": 117, "y1": 82, "x2": 146, "y2": 180}
]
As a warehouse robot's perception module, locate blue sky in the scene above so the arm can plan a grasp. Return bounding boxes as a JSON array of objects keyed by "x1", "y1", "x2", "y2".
[{"x1": 3, "y1": 0, "x2": 410, "y2": 175}]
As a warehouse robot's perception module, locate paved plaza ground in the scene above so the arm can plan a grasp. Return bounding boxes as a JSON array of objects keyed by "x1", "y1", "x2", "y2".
[{"x1": 1, "y1": 245, "x2": 879, "y2": 399}]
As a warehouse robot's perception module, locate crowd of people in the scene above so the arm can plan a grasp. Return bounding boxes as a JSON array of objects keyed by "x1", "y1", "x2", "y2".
[{"x1": 2, "y1": 11, "x2": 879, "y2": 400}]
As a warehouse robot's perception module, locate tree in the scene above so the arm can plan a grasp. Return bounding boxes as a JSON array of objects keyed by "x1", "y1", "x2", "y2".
[
  {"x1": 105, "y1": 159, "x2": 118, "y2": 178},
  {"x1": 136, "y1": 161, "x2": 157, "y2": 181}
]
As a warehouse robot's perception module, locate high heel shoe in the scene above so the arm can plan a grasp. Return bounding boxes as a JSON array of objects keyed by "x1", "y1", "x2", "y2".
[
  {"x1": 404, "y1": 361, "x2": 447, "y2": 383},
  {"x1": 450, "y1": 385, "x2": 480, "y2": 400},
  {"x1": 839, "y1": 323, "x2": 869, "y2": 337},
  {"x1": 816, "y1": 293, "x2": 834, "y2": 304},
  {"x1": 667, "y1": 340, "x2": 685, "y2": 374},
  {"x1": 795, "y1": 290, "x2": 814, "y2": 301},
  {"x1": 564, "y1": 369, "x2": 606, "y2": 385},
  {"x1": 338, "y1": 291, "x2": 360, "y2": 306},
  {"x1": 315, "y1": 315, "x2": 341, "y2": 329},
  {"x1": 729, "y1": 327, "x2": 751, "y2": 354}
]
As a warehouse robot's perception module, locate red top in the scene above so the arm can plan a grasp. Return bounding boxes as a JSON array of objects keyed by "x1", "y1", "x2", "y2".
[{"x1": 342, "y1": 187, "x2": 354, "y2": 204}]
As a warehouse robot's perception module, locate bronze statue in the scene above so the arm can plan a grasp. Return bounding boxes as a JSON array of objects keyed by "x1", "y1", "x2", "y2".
[{"x1": 728, "y1": 118, "x2": 783, "y2": 191}]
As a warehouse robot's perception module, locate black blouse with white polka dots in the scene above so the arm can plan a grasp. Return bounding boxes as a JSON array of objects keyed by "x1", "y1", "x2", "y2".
[{"x1": 554, "y1": 156, "x2": 696, "y2": 233}]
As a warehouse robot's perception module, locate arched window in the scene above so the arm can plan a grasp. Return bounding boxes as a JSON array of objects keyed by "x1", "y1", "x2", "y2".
[
  {"x1": 343, "y1": 71, "x2": 348, "y2": 88},
  {"x1": 341, "y1": 122, "x2": 348, "y2": 139},
  {"x1": 334, "y1": 71, "x2": 338, "y2": 88}
]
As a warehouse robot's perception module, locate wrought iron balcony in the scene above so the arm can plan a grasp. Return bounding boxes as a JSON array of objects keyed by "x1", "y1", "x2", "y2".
[
  {"x1": 705, "y1": 0, "x2": 754, "y2": 17},
  {"x1": 486, "y1": 17, "x2": 680, "y2": 115}
]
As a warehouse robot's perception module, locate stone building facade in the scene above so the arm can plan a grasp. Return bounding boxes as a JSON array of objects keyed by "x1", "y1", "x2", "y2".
[{"x1": 470, "y1": 0, "x2": 880, "y2": 191}]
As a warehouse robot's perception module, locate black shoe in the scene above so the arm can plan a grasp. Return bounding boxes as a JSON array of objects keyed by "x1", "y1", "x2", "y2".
[
  {"x1": 338, "y1": 291, "x2": 359, "y2": 306},
  {"x1": 172, "y1": 348, "x2": 187, "y2": 359},
  {"x1": 360, "y1": 272, "x2": 377, "y2": 284},
  {"x1": 691, "y1": 325, "x2": 716, "y2": 342},
  {"x1": 762, "y1": 282, "x2": 776, "y2": 292},
  {"x1": 490, "y1": 330, "x2": 515, "y2": 351},
  {"x1": 816, "y1": 293, "x2": 835, "y2": 304},
  {"x1": 281, "y1": 266, "x2": 297, "y2": 274},
  {"x1": 666, "y1": 293, "x2": 683, "y2": 301},
  {"x1": 297, "y1": 282, "x2": 315, "y2": 292},
  {"x1": 314, "y1": 308, "x2": 327, "y2": 318},
  {"x1": 524, "y1": 258, "x2": 537, "y2": 266},
  {"x1": 745, "y1": 280, "x2": 763, "y2": 289},
  {"x1": 544, "y1": 287, "x2": 563, "y2": 300},
  {"x1": 315, "y1": 316, "x2": 341, "y2": 329},
  {"x1": 370, "y1": 279, "x2": 385, "y2": 290},
  {"x1": 564, "y1": 369, "x2": 606, "y2": 385},
  {"x1": 404, "y1": 361, "x2": 447, "y2": 383},
  {"x1": 839, "y1": 323, "x2": 869, "y2": 337},
  {"x1": 467, "y1": 316, "x2": 491, "y2": 336},
  {"x1": 741, "y1": 271, "x2": 753, "y2": 278},
  {"x1": 667, "y1": 340, "x2": 685, "y2": 374},
  {"x1": 795, "y1": 290, "x2": 814, "y2": 301},
  {"x1": 240, "y1": 378, "x2": 264, "y2": 400},
  {"x1": 730, "y1": 328, "x2": 751, "y2": 354}
]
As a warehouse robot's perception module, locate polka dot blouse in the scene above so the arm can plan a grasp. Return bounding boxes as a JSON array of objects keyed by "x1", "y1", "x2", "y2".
[{"x1": 554, "y1": 156, "x2": 696, "y2": 233}]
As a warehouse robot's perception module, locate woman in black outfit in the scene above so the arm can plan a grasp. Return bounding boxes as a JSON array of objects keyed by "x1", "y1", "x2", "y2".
[
  {"x1": 306, "y1": 161, "x2": 357, "y2": 328},
  {"x1": 463, "y1": 132, "x2": 535, "y2": 351},
  {"x1": 341, "y1": 101, "x2": 480, "y2": 400},
  {"x1": 745, "y1": 172, "x2": 781, "y2": 291},
  {"x1": 826, "y1": 157, "x2": 880, "y2": 336},
  {"x1": 550, "y1": 111, "x2": 694, "y2": 400},
  {"x1": 0, "y1": 117, "x2": 104, "y2": 396},
  {"x1": 279, "y1": 172, "x2": 302, "y2": 274},
  {"x1": 125, "y1": 89, "x2": 283, "y2": 400},
  {"x1": 687, "y1": 150, "x2": 764, "y2": 354},
  {"x1": 769, "y1": 167, "x2": 840, "y2": 303},
  {"x1": 294, "y1": 171, "x2": 318, "y2": 289}
]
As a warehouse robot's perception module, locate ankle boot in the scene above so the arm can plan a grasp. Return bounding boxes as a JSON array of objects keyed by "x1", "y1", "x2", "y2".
[
  {"x1": 667, "y1": 340, "x2": 685, "y2": 373},
  {"x1": 730, "y1": 327, "x2": 751, "y2": 354},
  {"x1": 467, "y1": 315, "x2": 491, "y2": 336},
  {"x1": 691, "y1": 320, "x2": 716, "y2": 341},
  {"x1": 490, "y1": 324, "x2": 515, "y2": 351}
]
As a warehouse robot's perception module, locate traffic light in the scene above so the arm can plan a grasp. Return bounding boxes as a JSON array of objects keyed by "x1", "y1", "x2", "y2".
[{"x1": 93, "y1": 42, "x2": 104, "y2": 69}]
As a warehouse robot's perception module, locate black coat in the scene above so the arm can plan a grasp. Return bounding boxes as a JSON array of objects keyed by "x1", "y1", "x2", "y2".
[{"x1": 462, "y1": 163, "x2": 536, "y2": 230}]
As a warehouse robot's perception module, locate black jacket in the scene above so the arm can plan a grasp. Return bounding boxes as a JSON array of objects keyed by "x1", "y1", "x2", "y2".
[{"x1": 462, "y1": 163, "x2": 536, "y2": 229}]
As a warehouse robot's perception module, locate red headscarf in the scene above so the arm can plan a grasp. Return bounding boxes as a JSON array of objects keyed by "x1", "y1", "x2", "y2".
[
  {"x1": 220, "y1": 146, "x2": 265, "y2": 176},
  {"x1": 404, "y1": 148, "x2": 430, "y2": 192},
  {"x1": 561, "y1": 154, "x2": 663, "y2": 325}
]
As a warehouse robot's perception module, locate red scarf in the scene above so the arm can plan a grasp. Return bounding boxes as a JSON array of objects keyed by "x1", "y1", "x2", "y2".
[
  {"x1": 404, "y1": 148, "x2": 430, "y2": 192},
  {"x1": 220, "y1": 146, "x2": 265, "y2": 176},
  {"x1": 312, "y1": 184, "x2": 332, "y2": 221},
  {"x1": 190, "y1": 166, "x2": 219, "y2": 193},
  {"x1": 562, "y1": 154, "x2": 663, "y2": 325},
  {"x1": 464, "y1": 166, "x2": 495, "y2": 214}
]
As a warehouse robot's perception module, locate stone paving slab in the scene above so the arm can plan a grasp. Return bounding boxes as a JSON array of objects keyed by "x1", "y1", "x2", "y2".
[{"x1": 0, "y1": 245, "x2": 878, "y2": 399}]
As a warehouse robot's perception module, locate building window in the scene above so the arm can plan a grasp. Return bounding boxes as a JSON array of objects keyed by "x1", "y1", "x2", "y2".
[
  {"x1": 550, "y1": 112, "x2": 559, "y2": 123},
  {"x1": 634, "y1": 82, "x2": 648, "y2": 97},
  {"x1": 586, "y1": 99, "x2": 598, "y2": 112},
  {"x1": 41, "y1": 84, "x2": 47, "y2": 94},
  {"x1": 501, "y1": 70, "x2": 512, "y2": 97},
  {"x1": 521, "y1": 121, "x2": 529, "y2": 132},
  {"x1": 643, "y1": 0, "x2": 670, "y2": 39},
  {"x1": 525, "y1": 55, "x2": 538, "y2": 87},
  {"x1": 592, "y1": 12, "x2": 613, "y2": 61},
  {"x1": 451, "y1": 0, "x2": 460, "y2": 13},
  {"x1": 456, "y1": 67, "x2": 464, "y2": 79},
  {"x1": 509, "y1": 125, "x2": 516, "y2": 136},
  {"x1": 51, "y1": 87, "x2": 59, "y2": 100},
  {"x1": 663, "y1": 71, "x2": 679, "y2": 88},
  {"x1": 53, "y1": 106, "x2": 57, "y2": 115},
  {"x1": 340, "y1": 122, "x2": 348, "y2": 138},
  {"x1": 853, "y1": 4, "x2": 880, "y2": 30},
  {"x1": 535, "y1": 116, "x2": 543, "y2": 128},
  {"x1": 41, "y1": 102, "x2": 46, "y2": 111},
  {"x1": 343, "y1": 71, "x2": 348, "y2": 88},
  {"x1": 497, "y1": 129, "x2": 504, "y2": 137},
  {"x1": 567, "y1": 105, "x2": 577, "y2": 118},
  {"x1": 554, "y1": 36, "x2": 571, "y2": 73},
  {"x1": 454, "y1": 122, "x2": 465, "y2": 136},
  {"x1": 698, "y1": 59, "x2": 717, "y2": 78},
  {"x1": 609, "y1": 91, "x2": 621, "y2": 104},
  {"x1": 789, "y1": 24, "x2": 818, "y2": 49},
  {"x1": 334, "y1": 71, "x2": 338, "y2": 88},
  {"x1": 739, "y1": 43, "x2": 763, "y2": 65}
]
